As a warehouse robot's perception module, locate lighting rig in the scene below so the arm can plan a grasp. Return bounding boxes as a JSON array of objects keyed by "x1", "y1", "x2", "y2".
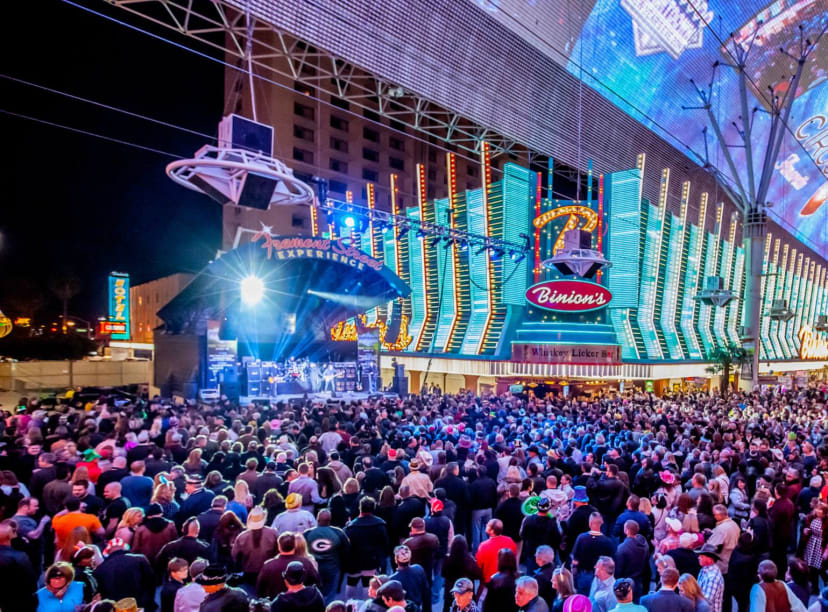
[{"x1": 317, "y1": 199, "x2": 531, "y2": 262}]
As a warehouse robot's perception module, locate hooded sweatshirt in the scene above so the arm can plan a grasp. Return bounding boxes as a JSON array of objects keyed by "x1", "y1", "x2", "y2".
[
  {"x1": 614, "y1": 533, "x2": 649, "y2": 585},
  {"x1": 270, "y1": 585, "x2": 326, "y2": 612},
  {"x1": 132, "y1": 516, "x2": 179, "y2": 564}
]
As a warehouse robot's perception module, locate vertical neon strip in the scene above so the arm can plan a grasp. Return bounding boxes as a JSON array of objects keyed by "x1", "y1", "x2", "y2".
[
  {"x1": 390, "y1": 173, "x2": 400, "y2": 273},
  {"x1": 366, "y1": 183, "x2": 377, "y2": 257},
  {"x1": 597, "y1": 174, "x2": 604, "y2": 282},
  {"x1": 414, "y1": 163, "x2": 429, "y2": 351},
  {"x1": 310, "y1": 205, "x2": 319, "y2": 237},
  {"x1": 345, "y1": 191, "x2": 353, "y2": 204},
  {"x1": 476, "y1": 141, "x2": 494, "y2": 355},
  {"x1": 534, "y1": 172, "x2": 542, "y2": 282},
  {"x1": 445, "y1": 152, "x2": 461, "y2": 351}
]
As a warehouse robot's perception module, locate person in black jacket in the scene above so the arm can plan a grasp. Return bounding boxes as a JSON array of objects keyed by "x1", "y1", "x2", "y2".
[
  {"x1": 393, "y1": 486, "x2": 427, "y2": 544},
  {"x1": 271, "y1": 561, "x2": 326, "y2": 612},
  {"x1": 160, "y1": 557, "x2": 188, "y2": 612},
  {"x1": 435, "y1": 463, "x2": 470, "y2": 536},
  {"x1": 469, "y1": 466, "x2": 498, "y2": 550},
  {"x1": 196, "y1": 496, "x2": 227, "y2": 542},
  {"x1": 156, "y1": 517, "x2": 211, "y2": 569},
  {"x1": 495, "y1": 484, "x2": 524, "y2": 548},
  {"x1": 93, "y1": 538, "x2": 157, "y2": 612},
  {"x1": 613, "y1": 521, "x2": 649, "y2": 602},
  {"x1": 344, "y1": 497, "x2": 390, "y2": 599},
  {"x1": 198, "y1": 564, "x2": 249, "y2": 612},
  {"x1": 391, "y1": 545, "x2": 431, "y2": 612},
  {"x1": 0, "y1": 521, "x2": 37, "y2": 612},
  {"x1": 562, "y1": 487, "x2": 597, "y2": 561},
  {"x1": 586, "y1": 464, "x2": 628, "y2": 531},
  {"x1": 532, "y1": 545, "x2": 558, "y2": 607},
  {"x1": 520, "y1": 497, "x2": 560, "y2": 572},
  {"x1": 483, "y1": 548, "x2": 519, "y2": 612},
  {"x1": 442, "y1": 535, "x2": 481, "y2": 612}
]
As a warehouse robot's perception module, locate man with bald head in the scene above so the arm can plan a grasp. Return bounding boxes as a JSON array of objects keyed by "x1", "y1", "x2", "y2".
[
  {"x1": 97, "y1": 455, "x2": 129, "y2": 490},
  {"x1": 0, "y1": 520, "x2": 37, "y2": 611},
  {"x1": 475, "y1": 518, "x2": 518, "y2": 583},
  {"x1": 102, "y1": 481, "x2": 131, "y2": 537}
]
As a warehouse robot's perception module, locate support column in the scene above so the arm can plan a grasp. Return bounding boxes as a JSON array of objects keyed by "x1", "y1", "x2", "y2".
[
  {"x1": 463, "y1": 375, "x2": 479, "y2": 393},
  {"x1": 743, "y1": 210, "x2": 767, "y2": 389}
]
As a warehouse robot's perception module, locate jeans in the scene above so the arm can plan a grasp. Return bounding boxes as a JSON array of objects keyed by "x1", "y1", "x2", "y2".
[
  {"x1": 432, "y1": 557, "x2": 444, "y2": 604},
  {"x1": 575, "y1": 570, "x2": 593, "y2": 595},
  {"x1": 318, "y1": 563, "x2": 340, "y2": 603},
  {"x1": 471, "y1": 508, "x2": 493, "y2": 550}
]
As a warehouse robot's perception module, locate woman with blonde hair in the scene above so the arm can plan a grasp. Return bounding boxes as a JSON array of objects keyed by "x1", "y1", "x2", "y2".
[
  {"x1": 551, "y1": 567, "x2": 576, "y2": 612},
  {"x1": 292, "y1": 532, "x2": 319, "y2": 570},
  {"x1": 151, "y1": 480, "x2": 180, "y2": 520},
  {"x1": 114, "y1": 507, "x2": 144, "y2": 545},
  {"x1": 678, "y1": 573, "x2": 710, "y2": 612},
  {"x1": 228, "y1": 479, "x2": 252, "y2": 522},
  {"x1": 183, "y1": 448, "x2": 206, "y2": 475}
]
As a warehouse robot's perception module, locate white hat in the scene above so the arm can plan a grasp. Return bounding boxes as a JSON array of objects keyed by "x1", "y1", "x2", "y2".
[{"x1": 665, "y1": 517, "x2": 682, "y2": 533}]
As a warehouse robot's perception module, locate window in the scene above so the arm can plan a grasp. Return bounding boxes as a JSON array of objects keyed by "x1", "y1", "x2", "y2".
[
  {"x1": 293, "y1": 102, "x2": 315, "y2": 121},
  {"x1": 329, "y1": 180, "x2": 347, "y2": 194},
  {"x1": 330, "y1": 158, "x2": 348, "y2": 173},
  {"x1": 293, "y1": 81, "x2": 315, "y2": 96},
  {"x1": 362, "y1": 168, "x2": 379, "y2": 182},
  {"x1": 293, "y1": 147, "x2": 314, "y2": 164},
  {"x1": 363, "y1": 108, "x2": 380, "y2": 122},
  {"x1": 293, "y1": 125, "x2": 314, "y2": 142},
  {"x1": 363, "y1": 127, "x2": 379, "y2": 142},
  {"x1": 390, "y1": 119, "x2": 406, "y2": 132},
  {"x1": 330, "y1": 115, "x2": 349, "y2": 131},
  {"x1": 389, "y1": 157, "x2": 405, "y2": 171},
  {"x1": 389, "y1": 137, "x2": 405, "y2": 152},
  {"x1": 330, "y1": 97, "x2": 350, "y2": 111},
  {"x1": 291, "y1": 214, "x2": 306, "y2": 228},
  {"x1": 362, "y1": 147, "x2": 379, "y2": 162},
  {"x1": 330, "y1": 136, "x2": 348, "y2": 153}
]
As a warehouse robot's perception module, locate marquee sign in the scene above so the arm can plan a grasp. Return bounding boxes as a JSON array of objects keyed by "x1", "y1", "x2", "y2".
[
  {"x1": 525, "y1": 279, "x2": 612, "y2": 312},
  {"x1": 799, "y1": 326, "x2": 828, "y2": 360},
  {"x1": 108, "y1": 272, "x2": 130, "y2": 340},
  {"x1": 512, "y1": 343, "x2": 621, "y2": 365},
  {"x1": 252, "y1": 230, "x2": 383, "y2": 272}
]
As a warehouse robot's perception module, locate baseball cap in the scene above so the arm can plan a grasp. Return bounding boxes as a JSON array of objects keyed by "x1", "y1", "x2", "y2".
[{"x1": 451, "y1": 578, "x2": 474, "y2": 594}]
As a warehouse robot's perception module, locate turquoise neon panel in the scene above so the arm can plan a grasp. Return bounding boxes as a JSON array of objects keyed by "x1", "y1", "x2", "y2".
[
  {"x1": 606, "y1": 169, "x2": 642, "y2": 360},
  {"x1": 606, "y1": 169, "x2": 642, "y2": 309},
  {"x1": 768, "y1": 260, "x2": 784, "y2": 359},
  {"x1": 460, "y1": 189, "x2": 490, "y2": 354},
  {"x1": 637, "y1": 202, "x2": 664, "y2": 359},
  {"x1": 727, "y1": 247, "x2": 744, "y2": 347},
  {"x1": 763, "y1": 259, "x2": 780, "y2": 360},
  {"x1": 680, "y1": 226, "x2": 704, "y2": 359},
  {"x1": 406, "y1": 207, "x2": 427, "y2": 350},
  {"x1": 791, "y1": 268, "x2": 805, "y2": 353},
  {"x1": 783, "y1": 266, "x2": 797, "y2": 357},
  {"x1": 501, "y1": 164, "x2": 533, "y2": 306},
  {"x1": 660, "y1": 214, "x2": 685, "y2": 359},
  {"x1": 432, "y1": 197, "x2": 457, "y2": 351},
  {"x1": 713, "y1": 240, "x2": 732, "y2": 348},
  {"x1": 697, "y1": 233, "x2": 718, "y2": 355},
  {"x1": 801, "y1": 267, "x2": 815, "y2": 337},
  {"x1": 776, "y1": 261, "x2": 792, "y2": 358}
]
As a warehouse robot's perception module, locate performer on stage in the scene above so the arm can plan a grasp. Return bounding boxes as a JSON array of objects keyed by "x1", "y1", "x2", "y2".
[{"x1": 322, "y1": 362, "x2": 336, "y2": 392}]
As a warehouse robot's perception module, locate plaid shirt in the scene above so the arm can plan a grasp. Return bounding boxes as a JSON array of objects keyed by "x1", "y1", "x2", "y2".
[{"x1": 699, "y1": 565, "x2": 725, "y2": 612}]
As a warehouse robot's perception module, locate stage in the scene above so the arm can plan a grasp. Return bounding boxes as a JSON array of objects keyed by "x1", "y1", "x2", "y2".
[{"x1": 238, "y1": 390, "x2": 398, "y2": 405}]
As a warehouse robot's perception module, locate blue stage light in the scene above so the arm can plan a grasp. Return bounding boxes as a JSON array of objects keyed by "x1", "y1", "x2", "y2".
[
  {"x1": 240, "y1": 275, "x2": 264, "y2": 305},
  {"x1": 343, "y1": 215, "x2": 356, "y2": 228}
]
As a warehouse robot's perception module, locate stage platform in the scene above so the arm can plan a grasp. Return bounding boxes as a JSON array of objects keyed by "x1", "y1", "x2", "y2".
[{"x1": 239, "y1": 390, "x2": 398, "y2": 404}]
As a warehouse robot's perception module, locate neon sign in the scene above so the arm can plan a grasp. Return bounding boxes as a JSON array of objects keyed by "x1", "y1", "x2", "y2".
[
  {"x1": 621, "y1": 0, "x2": 713, "y2": 60},
  {"x1": 533, "y1": 205, "x2": 598, "y2": 254},
  {"x1": 252, "y1": 231, "x2": 383, "y2": 272},
  {"x1": 108, "y1": 272, "x2": 130, "y2": 340},
  {"x1": 526, "y1": 279, "x2": 612, "y2": 312},
  {"x1": 799, "y1": 326, "x2": 828, "y2": 360},
  {"x1": 330, "y1": 314, "x2": 413, "y2": 351}
]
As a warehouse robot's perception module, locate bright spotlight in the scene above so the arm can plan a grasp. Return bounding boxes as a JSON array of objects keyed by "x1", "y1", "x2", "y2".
[
  {"x1": 240, "y1": 275, "x2": 264, "y2": 305},
  {"x1": 343, "y1": 215, "x2": 356, "y2": 228}
]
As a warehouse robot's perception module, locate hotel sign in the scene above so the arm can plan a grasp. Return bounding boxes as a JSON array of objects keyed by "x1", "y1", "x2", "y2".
[
  {"x1": 525, "y1": 279, "x2": 612, "y2": 312},
  {"x1": 108, "y1": 272, "x2": 130, "y2": 340},
  {"x1": 512, "y1": 343, "x2": 621, "y2": 365}
]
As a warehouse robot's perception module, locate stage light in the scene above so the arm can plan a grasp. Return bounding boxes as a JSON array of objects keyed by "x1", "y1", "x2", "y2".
[
  {"x1": 417, "y1": 229, "x2": 426, "y2": 241},
  {"x1": 509, "y1": 250, "x2": 518, "y2": 260},
  {"x1": 474, "y1": 245, "x2": 487, "y2": 255},
  {"x1": 240, "y1": 275, "x2": 265, "y2": 305},
  {"x1": 459, "y1": 240, "x2": 469, "y2": 251},
  {"x1": 343, "y1": 215, "x2": 356, "y2": 228},
  {"x1": 490, "y1": 248, "x2": 505, "y2": 260},
  {"x1": 397, "y1": 225, "x2": 410, "y2": 239},
  {"x1": 514, "y1": 252, "x2": 527, "y2": 263}
]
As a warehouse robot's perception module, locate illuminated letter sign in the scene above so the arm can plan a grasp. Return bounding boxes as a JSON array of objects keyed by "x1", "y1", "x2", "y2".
[
  {"x1": 526, "y1": 279, "x2": 612, "y2": 312},
  {"x1": 108, "y1": 272, "x2": 130, "y2": 340},
  {"x1": 799, "y1": 326, "x2": 828, "y2": 360},
  {"x1": 533, "y1": 205, "x2": 598, "y2": 254}
]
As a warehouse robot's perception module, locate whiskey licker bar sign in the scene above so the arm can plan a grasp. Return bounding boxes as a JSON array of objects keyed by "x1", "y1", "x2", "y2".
[{"x1": 525, "y1": 279, "x2": 612, "y2": 312}]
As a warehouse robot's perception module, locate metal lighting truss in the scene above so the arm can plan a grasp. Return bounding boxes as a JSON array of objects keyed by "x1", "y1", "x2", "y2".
[
  {"x1": 684, "y1": 25, "x2": 825, "y2": 387},
  {"x1": 100, "y1": 0, "x2": 530, "y2": 160},
  {"x1": 320, "y1": 199, "x2": 530, "y2": 256}
]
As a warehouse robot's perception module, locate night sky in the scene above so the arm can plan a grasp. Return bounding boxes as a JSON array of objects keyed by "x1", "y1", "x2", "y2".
[{"x1": 0, "y1": 1, "x2": 224, "y2": 323}]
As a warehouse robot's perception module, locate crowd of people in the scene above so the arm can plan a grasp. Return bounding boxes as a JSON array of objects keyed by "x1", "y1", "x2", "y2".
[{"x1": 0, "y1": 384, "x2": 827, "y2": 612}]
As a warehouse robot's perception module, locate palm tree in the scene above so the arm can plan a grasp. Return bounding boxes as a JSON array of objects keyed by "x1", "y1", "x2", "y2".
[
  {"x1": 49, "y1": 272, "x2": 81, "y2": 329},
  {"x1": 705, "y1": 343, "x2": 748, "y2": 398}
]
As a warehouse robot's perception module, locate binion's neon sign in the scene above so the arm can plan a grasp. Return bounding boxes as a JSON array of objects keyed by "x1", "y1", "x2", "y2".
[{"x1": 799, "y1": 326, "x2": 828, "y2": 360}]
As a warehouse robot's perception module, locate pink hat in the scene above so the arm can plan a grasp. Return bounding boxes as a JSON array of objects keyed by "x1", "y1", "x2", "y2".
[
  {"x1": 388, "y1": 448, "x2": 397, "y2": 461},
  {"x1": 563, "y1": 594, "x2": 592, "y2": 612},
  {"x1": 659, "y1": 470, "x2": 677, "y2": 485}
]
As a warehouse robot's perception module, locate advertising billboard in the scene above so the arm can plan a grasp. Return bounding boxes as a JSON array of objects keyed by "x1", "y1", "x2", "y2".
[{"x1": 108, "y1": 272, "x2": 130, "y2": 340}]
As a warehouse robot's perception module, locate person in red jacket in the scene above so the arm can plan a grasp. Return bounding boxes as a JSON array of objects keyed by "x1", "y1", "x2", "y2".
[{"x1": 475, "y1": 519, "x2": 517, "y2": 583}]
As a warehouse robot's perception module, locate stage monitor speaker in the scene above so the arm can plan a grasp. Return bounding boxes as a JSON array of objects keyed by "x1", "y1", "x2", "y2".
[
  {"x1": 393, "y1": 376, "x2": 408, "y2": 397},
  {"x1": 219, "y1": 114, "x2": 273, "y2": 156},
  {"x1": 238, "y1": 171, "x2": 277, "y2": 210},
  {"x1": 553, "y1": 260, "x2": 603, "y2": 278}
]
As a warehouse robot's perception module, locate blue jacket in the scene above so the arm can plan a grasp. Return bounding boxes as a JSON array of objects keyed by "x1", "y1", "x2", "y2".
[
  {"x1": 36, "y1": 582, "x2": 84, "y2": 612},
  {"x1": 641, "y1": 589, "x2": 693, "y2": 612}
]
